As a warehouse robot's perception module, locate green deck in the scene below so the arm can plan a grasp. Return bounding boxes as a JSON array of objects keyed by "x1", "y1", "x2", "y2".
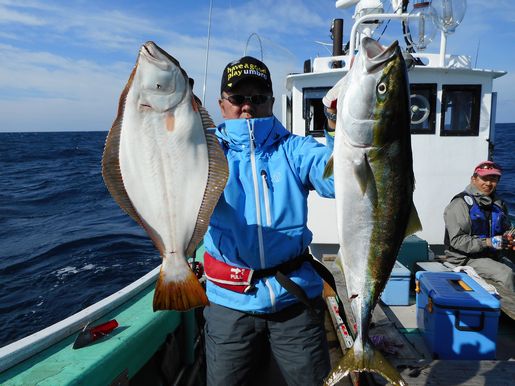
[{"x1": 0, "y1": 283, "x2": 186, "y2": 386}]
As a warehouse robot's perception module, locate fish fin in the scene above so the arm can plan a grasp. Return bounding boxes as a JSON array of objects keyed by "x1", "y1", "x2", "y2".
[
  {"x1": 191, "y1": 96, "x2": 199, "y2": 112},
  {"x1": 325, "y1": 343, "x2": 407, "y2": 386},
  {"x1": 404, "y1": 201, "x2": 423, "y2": 237},
  {"x1": 354, "y1": 155, "x2": 373, "y2": 195},
  {"x1": 153, "y1": 257, "x2": 209, "y2": 311},
  {"x1": 199, "y1": 105, "x2": 216, "y2": 129},
  {"x1": 185, "y1": 132, "x2": 228, "y2": 257},
  {"x1": 165, "y1": 111, "x2": 175, "y2": 132},
  {"x1": 323, "y1": 156, "x2": 334, "y2": 179},
  {"x1": 101, "y1": 68, "x2": 149, "y2": 232}
]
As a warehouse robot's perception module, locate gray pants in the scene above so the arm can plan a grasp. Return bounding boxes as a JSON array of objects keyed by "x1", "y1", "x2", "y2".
[
  {"x1": 203, "y1": 298, "x2": 330, "y2": 386},
  {"x1": 467, "y1": 256, "x2": 515, "y2": 291}
]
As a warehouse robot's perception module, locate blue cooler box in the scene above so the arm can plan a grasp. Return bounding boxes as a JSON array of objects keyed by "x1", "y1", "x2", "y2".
[
  {"x1": 415, "y1": 271, "x2": 500, "y2": 360},
  {"x1": 381, "y1": 261, "x2": 411, "y2": 305},
  {"x1": 397, "y1": 235, "x2": 428, "y2": 273}
]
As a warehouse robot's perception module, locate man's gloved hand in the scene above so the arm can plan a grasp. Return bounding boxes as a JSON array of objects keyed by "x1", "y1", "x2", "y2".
[
  {"x1": 323, "y1": 75, "x2": 348, "y2": 133},
  {"x1": 322, "y1": 84, "x2": 339, "y2": 111}
]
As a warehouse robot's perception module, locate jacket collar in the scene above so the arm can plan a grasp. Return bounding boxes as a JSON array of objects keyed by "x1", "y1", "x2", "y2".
[
  {"x1": 215, "y1": 116, "x2": 289, "y2": 151},
  {"x1": 466, "y1": 183, "x2": 496, "y2": 207}
]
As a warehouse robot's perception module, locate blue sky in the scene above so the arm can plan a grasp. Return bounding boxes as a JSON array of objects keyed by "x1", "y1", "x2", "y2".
[{"x1": 0, "y1": 0, "x2": 514, "y2": 132}]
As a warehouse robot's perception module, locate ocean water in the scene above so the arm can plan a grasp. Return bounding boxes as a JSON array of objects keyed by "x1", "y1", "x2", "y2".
[
  {"x1": 0, "y1": 131, "x2": 159, "y2": 347},
  {"x1": 0, "y1": 125, "x2": 514, "y2": 348},
  {"x1": 493, "y1": 123, "x2": 515, "y2": 214}
]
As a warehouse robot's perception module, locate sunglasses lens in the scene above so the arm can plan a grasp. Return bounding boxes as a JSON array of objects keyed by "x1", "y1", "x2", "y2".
[
  {"x1": 226, "y1": 95, "x2": 270, "y2": 105},
  {"x1": 251, "y1": 95, "x2": 268, "y2": 104},
  {"x1": 228, "y1": 95, "x2": 245, "y2": 105}
]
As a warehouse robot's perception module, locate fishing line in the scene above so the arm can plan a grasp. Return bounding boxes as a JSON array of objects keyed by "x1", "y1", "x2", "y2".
[{"x1": 376, "y1": 0, "x2": 400, "y2": 43}]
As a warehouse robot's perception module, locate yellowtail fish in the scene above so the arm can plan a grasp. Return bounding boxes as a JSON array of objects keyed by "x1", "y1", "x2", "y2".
[
  {"x1": 324, "y1": 37, "x2": 422, "y2": 385},
  {"x1": 102, "y1": 41, "x2": 228, "y2": 311}
]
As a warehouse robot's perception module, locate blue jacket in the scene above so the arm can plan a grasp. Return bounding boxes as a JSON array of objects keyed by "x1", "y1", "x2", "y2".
[{"x1": 204, "y1": 116, "x2": 334, "y2": 313}]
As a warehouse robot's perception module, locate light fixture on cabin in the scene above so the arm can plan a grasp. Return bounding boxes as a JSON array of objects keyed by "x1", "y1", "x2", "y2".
[
  {"x1": 407, "y1": 1, "x2": 437, "y2": 51},
  {"x1": 431, "y1": 0, "x2": 467, "y2": 34},
  {"x1": 354, "y1": 0, "x2": 384, "y2": 38}
]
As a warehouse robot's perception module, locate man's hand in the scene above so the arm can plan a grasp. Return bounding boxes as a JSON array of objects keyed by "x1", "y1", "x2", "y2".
[{"x1": 502, "y1": 230, "x2": 515, "y2": 251}]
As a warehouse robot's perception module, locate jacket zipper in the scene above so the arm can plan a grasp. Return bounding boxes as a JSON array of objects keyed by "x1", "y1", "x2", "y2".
[
  {"x1": 261, "y1": 170, "x2": 272, "y2": 226},
  {"x1": 247, "y1": 120, "x2": 266, "y2": 269},
  {"x1": 247, "y1": 120, "x2": 276, "y2": 310}
]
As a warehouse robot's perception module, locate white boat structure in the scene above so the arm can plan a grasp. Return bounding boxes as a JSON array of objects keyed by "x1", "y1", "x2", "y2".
[{"x1": 1, "y1": 1, "x2": 513, "y2": 385}]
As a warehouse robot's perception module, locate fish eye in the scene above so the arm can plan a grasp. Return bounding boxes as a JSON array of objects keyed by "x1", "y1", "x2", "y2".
[
  {"x1": 377, "y1": 83, "x2": 387, "y2": 95},
  {"x1": 156, "y1": 84, "x2": 161, "y2": 89}
]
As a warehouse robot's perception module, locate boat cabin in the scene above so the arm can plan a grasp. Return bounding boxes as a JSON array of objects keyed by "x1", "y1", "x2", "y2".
[{"x1": 282, "y1": 0, "x2": 506, "y2": 252}]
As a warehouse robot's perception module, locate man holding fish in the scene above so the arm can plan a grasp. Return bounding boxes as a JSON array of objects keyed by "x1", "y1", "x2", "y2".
[
  {"x1": 102, "y1": 42, "x2": 335, "y2": 385},
  {"x1": 103, "y1": 39, "x2": 415, "y2": 386},
  {"x1": 201, "y1": 55, "x2": 337, "y2": 386}
]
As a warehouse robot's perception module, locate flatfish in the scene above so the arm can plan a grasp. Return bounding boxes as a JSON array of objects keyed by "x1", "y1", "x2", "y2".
[{"x1": 102, "y1": 41, "x2": 228, "y2": 311}]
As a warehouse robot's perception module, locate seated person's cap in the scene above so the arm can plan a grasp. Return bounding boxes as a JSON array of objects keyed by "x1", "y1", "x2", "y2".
[
  {"x1": 474, "y1": 160, "x2": 502, "y2": 177},
  {"x1": 220, "y1": 56, "x2": 272, "y2": 94}
]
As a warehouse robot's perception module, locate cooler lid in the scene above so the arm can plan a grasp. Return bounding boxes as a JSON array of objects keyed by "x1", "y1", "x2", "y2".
[
  {"x1": 416, "y1": 272, "x2": 500, "y2": 310},
  {"x1": 390, "y1": 260, "x2": 411, "y2": 278}
]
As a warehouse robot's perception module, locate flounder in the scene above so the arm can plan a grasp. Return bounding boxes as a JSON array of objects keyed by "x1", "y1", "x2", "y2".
[{"x1": 102, "y1": 41, "x2": 228, "y2": 311}]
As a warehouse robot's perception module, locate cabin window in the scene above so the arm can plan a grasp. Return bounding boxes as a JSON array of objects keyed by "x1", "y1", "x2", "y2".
[
  {"x1": 440, "y1": 85, "x2": 481, "y2": 136},
  {"x1": 410, "y1": 83, "x2": 436, "y2": 134},
  {"x1": 302, "y1": 87, "x2": 331, "y2": 137}
]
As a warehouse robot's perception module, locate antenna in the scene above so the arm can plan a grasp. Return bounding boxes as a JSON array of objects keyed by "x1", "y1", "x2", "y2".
[
  {"x1": 201, "y1": 0, "x2": 213, "y2": 105},
  {"x1": 244, "y1": 33, "x2": 264, "y2": 60},
  {"x1": 314, "y1": 41, "x2": 333, "y2": 55}
]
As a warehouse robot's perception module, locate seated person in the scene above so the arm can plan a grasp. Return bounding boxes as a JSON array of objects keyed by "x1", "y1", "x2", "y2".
[{"x1": 444, "y1": 161, "x2": 514, "y2": 291}]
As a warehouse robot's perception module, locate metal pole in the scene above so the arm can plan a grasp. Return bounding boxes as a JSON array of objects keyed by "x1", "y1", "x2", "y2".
[
  {"x1": 332, "y1": 19, "x2": 343, "y2": 68},
  {"x1": 202, "y1": 0, "x2": 213, "y2": 104},
  {"x1": 439, "y1": 30, "x2": 447, "y2": 67}
]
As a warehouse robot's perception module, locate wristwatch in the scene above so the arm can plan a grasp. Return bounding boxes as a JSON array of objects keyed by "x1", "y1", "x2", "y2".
[{"x1": 324, "y1": 106, "x2": 337, "y2": 122}]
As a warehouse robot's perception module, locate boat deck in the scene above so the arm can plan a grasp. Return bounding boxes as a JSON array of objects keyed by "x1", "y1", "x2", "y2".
[{"x1": 322, "y1": 256, "x2": 515, "y2": 386}]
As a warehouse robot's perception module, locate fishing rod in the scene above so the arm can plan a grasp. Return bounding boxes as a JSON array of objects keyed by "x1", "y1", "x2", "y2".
[{"x1": 201, "y1": 0, "x2": 213, "y2": 105}]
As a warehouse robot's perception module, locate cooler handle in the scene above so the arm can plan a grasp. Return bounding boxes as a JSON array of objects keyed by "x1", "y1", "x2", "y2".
[{"x1": 454, "y1": 310, "x2": 484, "y2": 332}]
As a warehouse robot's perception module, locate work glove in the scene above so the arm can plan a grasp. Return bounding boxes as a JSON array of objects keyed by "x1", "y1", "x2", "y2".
[
  {"x1": 323, "y1": 56, "x2": 355, "y2": 110},
  {"x1": 322, "y1": 83, "x2": 340, "y2": 111},
  {"x1": 323, "y1": 75, "x2": 349, "y2": 134}
]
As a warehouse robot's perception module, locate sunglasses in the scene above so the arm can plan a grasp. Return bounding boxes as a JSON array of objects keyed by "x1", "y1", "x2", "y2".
[
  {"x1": 221, "y1": 94, "x2": 272, "y2": 106},
  {"x1": 477, "y1": 162, "x2": 502, "y2": 171}
]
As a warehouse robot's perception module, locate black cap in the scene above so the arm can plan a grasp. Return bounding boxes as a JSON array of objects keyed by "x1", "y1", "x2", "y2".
[{"x1": 220, "y1": 56, "x2": 272, "y2": 94}]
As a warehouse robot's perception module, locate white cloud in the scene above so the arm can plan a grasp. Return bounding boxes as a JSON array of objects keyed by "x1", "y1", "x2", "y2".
[
  {"x1": 0, "y1": 0, "x2": 514, "y2": 133},
  {"x1": 0, "y1": 5, "x2": 47, "y2": 25}
]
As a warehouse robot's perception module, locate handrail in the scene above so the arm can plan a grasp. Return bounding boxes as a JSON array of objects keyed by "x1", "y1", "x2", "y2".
[{"x1": 349, "y1": 13, "x2": 410, "y2": 61}]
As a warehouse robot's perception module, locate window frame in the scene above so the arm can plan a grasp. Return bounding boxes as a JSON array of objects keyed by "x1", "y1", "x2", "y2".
[
  {"x1": 410, "y1": 83, "x2": 437, "y2": 135},
  {"x1": 440, "y1": 84, "x2": 481, "y2": 137},
  {"x1": 302, "y1": 87, "x2": 331, "y2": 137}
]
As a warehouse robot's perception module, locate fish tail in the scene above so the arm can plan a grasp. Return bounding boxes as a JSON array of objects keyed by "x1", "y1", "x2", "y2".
[
  {"x1": 153, "y1": 256, "x2": 209, "y2": 311},
  {"x1": 324, "y1": 343, "x2": 407, "y2": 386}
]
